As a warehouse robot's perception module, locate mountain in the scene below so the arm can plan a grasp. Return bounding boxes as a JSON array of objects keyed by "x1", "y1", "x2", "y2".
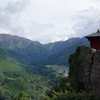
[
  {"x1": 0, "y1": 34, "x2": 50, "y2": 65},
  {"x1": 40, "y1": 38, "x2": 89, "y2": 66},
  {"x1": 0, "y1": 34, "x2": 90, "y2": 66},
  {"x1": 44, "y1": 37, "x2": 81, "y2": 54}
]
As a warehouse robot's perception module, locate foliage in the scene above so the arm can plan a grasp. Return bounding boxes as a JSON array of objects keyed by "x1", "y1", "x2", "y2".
[
  {"x1": 68, "y1": 47, "x2": 83, "y2": 91},
  {"x1": 13, "y1": 91, "x2": 30, "y2": 100},
  {"x1": 45, "y1": 91, "x2": 98, "y2": 100},
  {"x1": 45, "y1": 76, "x2": 99, "y2": 100}
]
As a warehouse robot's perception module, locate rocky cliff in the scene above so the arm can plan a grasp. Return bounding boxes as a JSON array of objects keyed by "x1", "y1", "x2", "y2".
[{"x1": 75, "y1": 46, "x2": 100, "y2": 94}]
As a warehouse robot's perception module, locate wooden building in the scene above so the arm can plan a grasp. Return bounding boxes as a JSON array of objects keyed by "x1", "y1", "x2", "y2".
[{"x1": 85, "y1": 29, "x2": 100, "y2": 50}]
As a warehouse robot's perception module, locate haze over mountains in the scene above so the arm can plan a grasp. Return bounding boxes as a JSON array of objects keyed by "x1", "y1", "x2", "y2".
[{"x1": 0, "y1": 34, "x2": 89, "y2": 66}]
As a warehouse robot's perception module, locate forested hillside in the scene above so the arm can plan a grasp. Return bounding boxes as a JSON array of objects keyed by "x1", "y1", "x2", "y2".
[
  {"x1": 44, "y1": 37, "x2": 81, "y2": 54},
  {"x1": 0, "y1": 34, "x2": 90, "y2": 66},
  {"x1": 0, "y1": 34, "x2": 50, "y2": 65},
  {"x1": 38, "y1": 38, "x2": 89, "y2": 66},
  {"x1": 0, "y1": 48, "x2": 59, "y2": 100}
]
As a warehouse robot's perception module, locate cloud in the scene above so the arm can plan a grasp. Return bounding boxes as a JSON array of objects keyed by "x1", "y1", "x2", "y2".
[
  {"x1": 6, "y1": 0, "x2": 31, "y2": 13},
  {"x1": 0, "y1": 9, "x2": 19, "y2": 27},
  {"x1": 72, "y1": 7, "x2": 100, "y2": 37},
  {"x1": 1, "y1": 0, "x2": 100, "y2": 43},
  {"x1": 10, "y1": 21, "x2": 55, "y2": 39},
  {"x1": 0, "y1": 0, "x2": 56, "y2": 43},
  {"x1": 0, "y1": 0, "x2": 31, "y2": 28},
  {"x1": 0, "y1": 0, "x2": 71, "y2": 44}
]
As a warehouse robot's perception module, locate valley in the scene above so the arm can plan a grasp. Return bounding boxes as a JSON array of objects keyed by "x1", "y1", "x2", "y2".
[{"x1": 0, "y1": 34, "x2": 90, "y2": 100}]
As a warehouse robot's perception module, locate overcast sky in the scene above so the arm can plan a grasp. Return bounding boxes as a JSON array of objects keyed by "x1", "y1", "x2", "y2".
[{"x1": 0, "y1": 0, "x2": 100, "y2": 44}]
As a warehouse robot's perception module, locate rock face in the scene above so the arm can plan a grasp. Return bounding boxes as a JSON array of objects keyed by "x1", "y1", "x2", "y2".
[{"x1": 78, "y1": 46, "x2": 100, "y2": 94}]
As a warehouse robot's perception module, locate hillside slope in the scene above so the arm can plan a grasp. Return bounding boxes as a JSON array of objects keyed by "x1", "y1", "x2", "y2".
[
  {"x1": 0, "y1": 34, "x2": 50, "y2": 65},
  {"x1": 0, "y1": 48, "x2": 58, "y2": 100},
  {"x1": 0, "y1": 48, "x2": 26, "y2": 99},
  {"x1": 41, "y1": 38, "x2": 89, "y2": 66},
  {"x1": 0, "y1": 34, "x2": 90, "y2": 66},
  {"x1": 44, "y1": 37, "x2": 81, "y2": 54}
]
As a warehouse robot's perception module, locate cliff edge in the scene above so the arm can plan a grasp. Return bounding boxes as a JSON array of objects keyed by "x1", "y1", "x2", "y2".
[{"x1": 69, "y1": 46, "x2": 100, "y2": 94}]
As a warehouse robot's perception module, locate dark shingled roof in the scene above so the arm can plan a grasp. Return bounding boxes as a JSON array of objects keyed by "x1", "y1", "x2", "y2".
[{"x1": 85, "y1": 29, "x2": 100, "y2": 38}]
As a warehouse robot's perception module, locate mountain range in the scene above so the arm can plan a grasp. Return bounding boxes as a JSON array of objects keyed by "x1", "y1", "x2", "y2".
[
  {"x1": 42, "y1": 38, "x2": 89, "y2": 66},
  {"x1": 0, "y1": 34, "x2": 50, "y2": 65},
  {"x1": 0, "y1": 34, "x2": 89, "y2": 66}
]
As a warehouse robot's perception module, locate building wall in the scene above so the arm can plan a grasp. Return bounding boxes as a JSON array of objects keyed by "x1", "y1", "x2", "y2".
[{"x1": 89, "y1": 37, "x2": 100, "y2": 50}]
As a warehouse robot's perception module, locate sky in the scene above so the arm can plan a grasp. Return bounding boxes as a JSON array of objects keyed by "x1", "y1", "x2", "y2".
[{"x1": 0, "y1": 0, "x2": 100, "y2": 44}]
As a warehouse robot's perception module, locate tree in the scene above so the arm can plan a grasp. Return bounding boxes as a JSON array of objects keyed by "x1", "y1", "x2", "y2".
[{"x1": 13, "y1": 91, "x2": 30, "y2": 100}]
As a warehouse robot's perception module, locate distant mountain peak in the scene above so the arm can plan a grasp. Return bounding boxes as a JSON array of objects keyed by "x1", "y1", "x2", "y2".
[{"x1": 0, "y1": 33, "x2": 31, "y2": 42}]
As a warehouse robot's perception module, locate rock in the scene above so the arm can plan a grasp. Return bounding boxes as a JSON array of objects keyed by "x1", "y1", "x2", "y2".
[
  {"x1": 78, "y1": 46, "x2": 100, "y2": 94},
  {"x1": 91, "y1": 51, "x2": 100, "y2": 93}
]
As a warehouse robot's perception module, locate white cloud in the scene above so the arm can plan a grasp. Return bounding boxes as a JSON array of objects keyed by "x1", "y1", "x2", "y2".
[
  {"x1": 6, "y1": 0, "x2": 31, "y2": 13},
  {"x1": 72, "y1": 7, "x2": 100, "y2": 37},
  {"x1": 0, "y1": 0, "x2": 54, "y2": 43},
  {"x1": 10, "y1": 21, "x2": 55, "y2": 40},
  {"x1": 0, "y1": 0, "x2": 31, "y2": 28}
]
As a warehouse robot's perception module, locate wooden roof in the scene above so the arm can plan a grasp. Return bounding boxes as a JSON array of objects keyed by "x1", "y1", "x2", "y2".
[{"x1": 85, "y1": 29, "x2": 100, "y2": 38}]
